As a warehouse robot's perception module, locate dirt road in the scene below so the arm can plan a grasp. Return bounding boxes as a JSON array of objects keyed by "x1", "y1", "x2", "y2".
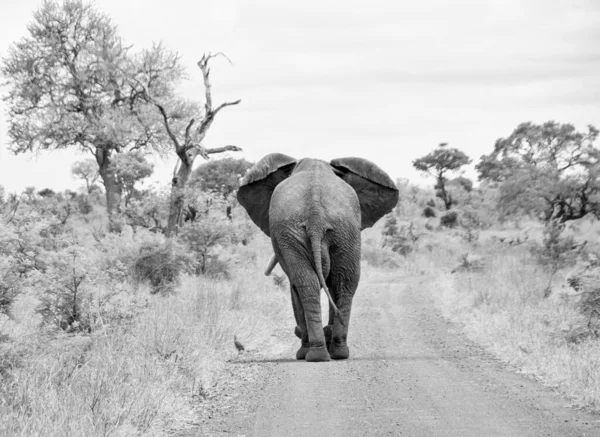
[{"x1": 199, "y1": 271, "x2": 600, "y2": 436}]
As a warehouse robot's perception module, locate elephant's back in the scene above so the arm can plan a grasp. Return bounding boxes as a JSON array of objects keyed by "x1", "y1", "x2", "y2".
[{"x1": 270, "y1": 170, "x2": 360, "y2": 228}]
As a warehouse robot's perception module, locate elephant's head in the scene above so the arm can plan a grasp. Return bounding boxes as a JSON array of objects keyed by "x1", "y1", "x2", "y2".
[{"x1": 237, "y1": 153, "x2": 399, "y2": 236}]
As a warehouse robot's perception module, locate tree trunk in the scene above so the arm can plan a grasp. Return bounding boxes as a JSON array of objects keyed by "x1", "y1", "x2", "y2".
[
  {"x1": 435, "y1": 174, "x2": 452, "y2": 210},
  {"x1": 96, "y1": 148, "x2": 123, "y2": 233},
  {"x1": 166, "y1": 156, "x2": 194, "y2": 237}
]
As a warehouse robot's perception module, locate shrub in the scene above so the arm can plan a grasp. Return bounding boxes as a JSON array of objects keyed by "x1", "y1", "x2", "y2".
[
  {"x1": 422, "y1": 206, "x2": 436, "y2": 218},
  {"x1": 531, "y1": 220, "x2": 586, "y2": 297},
  {"x1": 536, "y1": 220, "x2": 580, "y2": 269},
  {"x1": 0, "y1": 207, "x2": 62, "y2": 315},
  {"x1": 564, "y1": 252, "x2": 600, "y2": 341},
  {"x1": 440, "y1": 211, "x2": 458, "y2": 228},
  {"x1": 382, "y1": 215, "x2": 420, "y2": 256},
  {"x1": 458, "y1": 207, "x2": 483, "y2": 242},
  {"x1": 132, "y1": 241, "x2": 195, "y2": 294},
  {"x1": 36, "y1": 245, "x2": 93, "y2": 332}
]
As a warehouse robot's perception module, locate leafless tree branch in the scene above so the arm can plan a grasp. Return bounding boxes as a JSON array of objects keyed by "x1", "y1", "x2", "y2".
[
  {"x1": 214, "y1": 99, "x2": 242, "y2": 114},
  {"x1": 194, "y1": 53, "x2": 242, "y2": 143},
  {"x1": 184, "y1": 118, "x2": 195, "y2": 144},
  {"x1": 205, "y1": 145, "x2": 242, "y2": 154},
  {"x1": 154, "y1": 102, "x2": 181, "y2": 151}
]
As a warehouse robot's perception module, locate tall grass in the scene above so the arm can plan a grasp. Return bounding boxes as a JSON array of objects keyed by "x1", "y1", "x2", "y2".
[
  {"x1": 418, "y1": 230, "x2": 600, "y2": 412},
  {"x1": 0, "y1": 257, "x2": 288, "y2": 436}
]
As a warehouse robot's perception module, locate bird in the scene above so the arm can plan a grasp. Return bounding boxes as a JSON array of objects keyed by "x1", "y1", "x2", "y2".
[{"x1": 233, "y1": 335, "x2": 245, "y2": 353}]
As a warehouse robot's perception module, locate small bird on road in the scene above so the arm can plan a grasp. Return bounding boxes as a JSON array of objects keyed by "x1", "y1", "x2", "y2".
[{"x1": 234, "y1": 335, "x2": 245, "y2": 353}]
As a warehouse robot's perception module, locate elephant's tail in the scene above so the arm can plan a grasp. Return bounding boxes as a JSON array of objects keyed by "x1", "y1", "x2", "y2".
[{"x1": 309, "y1": 233, "x2": 345, "y2": 327}]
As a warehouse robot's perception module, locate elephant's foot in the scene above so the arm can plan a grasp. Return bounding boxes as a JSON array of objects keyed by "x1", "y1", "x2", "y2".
[
  {"x1": 305, "y1": 343, "x2": 331, "y2": 362},
  {"x1": 296, "y1": 342, "x2": 309, "y2": 360},
  {"x1": 329, "y1": 338, "x2": 350, "y2": 360}
]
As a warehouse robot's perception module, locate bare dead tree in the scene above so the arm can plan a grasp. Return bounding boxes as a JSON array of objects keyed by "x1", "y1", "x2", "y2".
[{"x1": 137, "y1": 52, "x2": 241, "y2": 236}]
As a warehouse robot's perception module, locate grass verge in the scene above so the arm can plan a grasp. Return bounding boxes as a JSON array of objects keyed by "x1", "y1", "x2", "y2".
[
  {"x1": 0, "y1": 259, "x2": 288, "y2": 436},
  {"x1": 413, "y1": 235, "x2": 600, "y2": 412}
]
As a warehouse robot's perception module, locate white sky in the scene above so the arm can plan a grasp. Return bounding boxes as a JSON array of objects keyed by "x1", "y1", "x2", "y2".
[{"x1": 1, "y1": 0, "x2": 599, "y2": 193}]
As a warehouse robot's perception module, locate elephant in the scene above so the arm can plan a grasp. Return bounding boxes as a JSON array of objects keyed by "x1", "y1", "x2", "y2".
[{"x1": 237, "y1": 154, "x2": 398, "y2": 362}]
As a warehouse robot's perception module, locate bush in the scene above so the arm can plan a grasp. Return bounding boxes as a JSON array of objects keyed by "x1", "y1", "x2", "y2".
[
  {"x1": 458, "y1": 207, "x2": 483, "y2": 242},
  {"x1": 536, "y1": 220, "x2": 580, "y2": 269},
  {"x1": 422, "y1": 206, "x2": 436, "y2": 218},
  {"x1": 381, "y1": 215, "x2": 420, "y2": 256},
  {"x1": 0, "y1": 207, "x2": 60, "y2": 315},
  {"x1": 132, "y1": 241, "x2": 195, "y2": 294},
  {"x1": 563, "y1": 251, "x2": 600, "y2": 341},
  {"x1": 35, "y1": 244, "x2": 102, "y2": 332},
  {"x1": 440, "y1": 211, "x2": 458, "y2": 228},
  {"x1": 178, "y1": 220, "x2": 233, "y2": 276}
]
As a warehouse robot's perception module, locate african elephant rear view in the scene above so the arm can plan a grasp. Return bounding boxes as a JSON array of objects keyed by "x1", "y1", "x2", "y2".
[{"x1": 237, "y1": 154, "x2": 398, "y2": 362}]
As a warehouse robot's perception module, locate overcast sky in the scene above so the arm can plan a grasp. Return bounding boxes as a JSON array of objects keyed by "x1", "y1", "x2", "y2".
[{"x1": 1, "y1": 0, "x2": 599, "y2": 193}]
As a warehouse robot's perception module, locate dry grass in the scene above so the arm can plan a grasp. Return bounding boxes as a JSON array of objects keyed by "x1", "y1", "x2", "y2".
[
  {"x1": 0, "y1": 237, "x2": 289, "y2": 436},
  {"x1": 415, "y1": 228, "x2": 600, "y2": 412}
]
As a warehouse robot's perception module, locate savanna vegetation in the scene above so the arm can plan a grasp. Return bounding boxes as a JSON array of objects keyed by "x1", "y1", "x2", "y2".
[{"x1": 1, "y1": 1, "x2": 600, "y2": 435}]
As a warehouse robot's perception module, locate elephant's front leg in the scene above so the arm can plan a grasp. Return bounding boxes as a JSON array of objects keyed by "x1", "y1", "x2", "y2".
[{"x1": 295, "y1": 282, "x2": 330, "y2": 362}]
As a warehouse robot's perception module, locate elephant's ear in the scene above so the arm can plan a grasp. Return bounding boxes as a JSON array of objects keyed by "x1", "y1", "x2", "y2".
[
  {"x1": 330, "y1": 157, "x2": 399, "y2": 230},
  {"x1": 237, "y1": 153, "x2": 297, "y2": 236}
]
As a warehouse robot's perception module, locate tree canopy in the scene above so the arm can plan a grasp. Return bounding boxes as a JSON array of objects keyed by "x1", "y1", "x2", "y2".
[
  {"x1": 476, "y1": 121, "x2": 600, "y2": 222},
  {"x1": 413, "y1": 144, "x2": 471, "y2": 210},
  {"x1": 191, "y1": 157, "x2": 253, "y2": 199},
  {"x1": 1, "y1": 0, "x2": 180, "y2": 230},
  {"x1": 1, "y1": 1, "x2": 167, "y2": 155},
  {"x1": 111, "y1": 151, "x2": 154, "y2": 206},
  {"x1": 71, "y1": 159, "x2": 100, "y2": 194}
]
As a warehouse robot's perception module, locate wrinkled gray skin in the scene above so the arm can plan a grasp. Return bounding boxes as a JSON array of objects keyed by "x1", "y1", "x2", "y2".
[{"x1": 238, "y1": 154, "x2": 398, "y2": 362}]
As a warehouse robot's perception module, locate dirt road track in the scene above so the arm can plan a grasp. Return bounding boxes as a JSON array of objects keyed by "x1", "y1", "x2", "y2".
[{"x1": 199, "y1": 272, "x2": 600, "y2": 436}]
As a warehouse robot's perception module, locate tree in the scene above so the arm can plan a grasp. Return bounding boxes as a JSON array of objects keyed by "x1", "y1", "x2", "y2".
[
  {"x1": 191, "y1": 157, "x2": 253, "y2": 219},
  {"x1": 110, "y1": 151, "x2": 154, "y2": 206},
  {"x1": 476, "y1": 121, "x2": 600, "y2": 223},
  {"x1": 38, "y1": 188, "x2": 56, "y2": 198},
  {"x1": 413, "y1": 143, "x2": 471, "y2": 210},
  {"x1": 71, "y1": 159, "x2": 100, "y2": 195},
  {"x1": 133, "y1": 52, "x2": 242, "y2": 236},
  {"x1": 1, "y1": 1, "x2": 172, "y2": 232},
  {"x1": 448, "y1": 176, "x2": 473, "y2": 193},
  {"x1": 122, "y1": 188, "x2": 169, "y2": 233}
]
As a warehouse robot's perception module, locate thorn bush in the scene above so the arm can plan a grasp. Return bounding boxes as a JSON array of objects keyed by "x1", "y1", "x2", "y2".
[{"x1": 440, "y1": 211, "x2": 458, "y2": 228}]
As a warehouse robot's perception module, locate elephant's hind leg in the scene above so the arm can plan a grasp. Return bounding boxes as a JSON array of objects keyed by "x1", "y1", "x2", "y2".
[
  {"x1": 291, "y1": 285, "x2": 309, "y2": 360},
  {"x1": 328, "y1": 274, "x2": 358, "y2": 360},
  {"x1": 275, "y1": 240, "x2": 330, "y2": 362},
  {"x1": 329, "y1": 294, "x2": 353, "y2": 360},
  {"x1": 293, "y1": 279, "x2": 330, "y2": 362}
]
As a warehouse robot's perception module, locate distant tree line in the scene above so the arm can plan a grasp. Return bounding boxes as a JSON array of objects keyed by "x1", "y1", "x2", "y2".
[{"x1": 412, "y1": 121, "x2": 599, "y2": 226}]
